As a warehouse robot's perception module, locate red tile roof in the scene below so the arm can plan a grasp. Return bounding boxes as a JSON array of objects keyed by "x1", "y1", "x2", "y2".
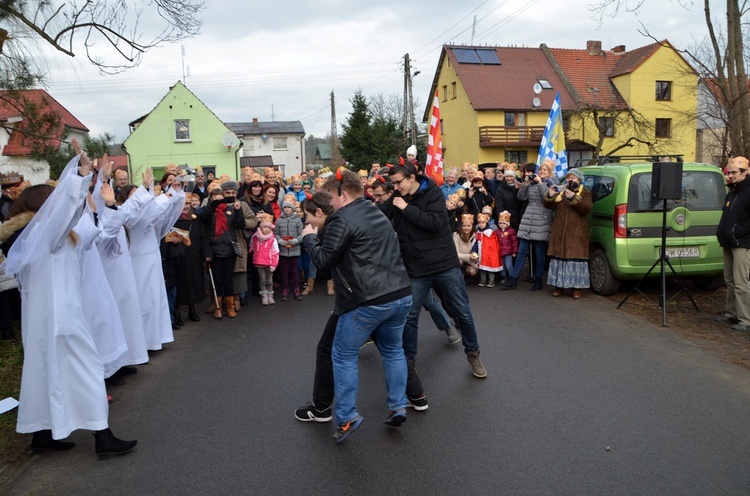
[
  {"x1": 544, "y1": 45, "x2": 628, "y2": 110},
  {"x1": 610, "y1": 41, "x2": 662, "y2": 77},
  {"x1": 439, "y1": 45, "x2": 576, "y2": 112},
  {"x1": 0, "y1": 89, "x2": 88, "y2": 156}
]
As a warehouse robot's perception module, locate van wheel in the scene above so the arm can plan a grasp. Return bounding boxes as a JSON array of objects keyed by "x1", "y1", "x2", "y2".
[
  {"x1": 692, "y1": 276, "x2": 724, "y2": 292},
  {"x1": 589, "y1": 249, "x2": 619, "y2": 296}
]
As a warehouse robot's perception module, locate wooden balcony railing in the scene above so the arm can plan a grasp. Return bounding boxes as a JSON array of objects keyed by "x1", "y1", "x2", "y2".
[{"x1": 478, "y1": 126, "x2": 546, "y2": 147}]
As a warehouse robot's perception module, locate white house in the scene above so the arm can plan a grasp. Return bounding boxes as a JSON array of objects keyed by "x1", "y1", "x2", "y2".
[{"x1": 226, "y1": 119, "x2": 305, "y2": 177}]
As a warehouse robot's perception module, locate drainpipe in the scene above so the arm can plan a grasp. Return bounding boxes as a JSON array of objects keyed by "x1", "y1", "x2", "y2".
[{"x1": 235, "y1": 141, "x2": 243, "y2": 178}]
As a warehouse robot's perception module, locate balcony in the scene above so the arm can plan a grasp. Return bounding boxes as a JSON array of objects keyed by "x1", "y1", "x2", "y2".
[{"x1": 478, "y1": 126, "x2": 545, "y2": 147}]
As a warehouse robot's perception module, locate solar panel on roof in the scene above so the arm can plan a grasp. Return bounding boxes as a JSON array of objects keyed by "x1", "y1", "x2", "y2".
[
  {"x1": 454, "y1": 48, "x2": 481, "y2": 64},
  {"x1": 476, "y1": 49, "x2": 501, "y2": 65}
]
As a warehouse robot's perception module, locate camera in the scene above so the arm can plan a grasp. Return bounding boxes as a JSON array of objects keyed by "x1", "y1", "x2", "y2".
[
  {"x1": 527, "y1": 173, "x2": 537, "y2": 181},
  {"x1": 566, "y1": 180, "x2": 580, "y2": 191}
]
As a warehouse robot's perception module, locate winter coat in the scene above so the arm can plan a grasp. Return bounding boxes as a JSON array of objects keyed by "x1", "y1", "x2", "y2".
[
  {"x1": 493, "y1": 182, "x2": 523, "y2": 231},
  {"x1": 174, "y1": 214, "x2": 209, "y2": 305},
  {"x1": 717, "y1": 177, "x2": 750, "y2": 249},
  {"x1": 544, "y1": 186, "x2": 593, "y2": 260},
  {"x1": 198, "y1": 200, "x2": 246, "y2": 258},
  {"x1": 380, "y1": 174, "x2": 459, "y2": 277},
  {"x1": 453, "y1": 231, "x2": 476, "y2": 268},
  {"x1": 516, "y1": 181, "x2": 553, "y2": 241},
  {"x1": 440, "y1": 182, "x2": 463, "y2": 200},
  {"x1": 275, "y1": 212, "x2": 303, "y2": 257},
  {"x1": 471, "y1": 226, "x2": 502, "y2": 272},
  {"x1": 250, "y1": 232, "x2": 280, "y2": 269},
  {"x1": 465, "y1": 188, "x2": 493, "y2": 216},
  {"x1": 497, "y1": 226, "x2": 519, "y2": 257},
  {"x1": 233, "y1": 202, "x2": 259, "y2": 273}
]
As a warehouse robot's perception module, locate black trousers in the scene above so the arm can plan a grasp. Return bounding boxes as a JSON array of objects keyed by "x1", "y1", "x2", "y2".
[
  {"x1": 210, "y1": 256, "x2": 235, "y2": 297},
  {"x1": 312, "y1": 313, "x2": 339, "y2": 409}
]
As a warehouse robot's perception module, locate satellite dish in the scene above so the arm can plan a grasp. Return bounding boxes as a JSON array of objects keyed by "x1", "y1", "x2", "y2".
[
  {"x1": 221, "y1": 131, "x2": 239, "y2": 151},
  {"x1": 533, "y1": 83, "x2": 542, "y2": 95},
  {"x1": 532, "y1": 97, "x2": 541, "y2": 108}
]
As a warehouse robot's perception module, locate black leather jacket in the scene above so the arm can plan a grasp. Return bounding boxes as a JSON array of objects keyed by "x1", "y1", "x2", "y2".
[
  {"x1": 717, "y1": 177, "x2": 750, "y2": 248},
  {"x1": 303, "y1": 197, "x2": 411, "y2": 315}
]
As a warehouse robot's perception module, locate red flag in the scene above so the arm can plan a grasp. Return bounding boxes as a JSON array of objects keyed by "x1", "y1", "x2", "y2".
[{"x1": 425, "y1": 90, "x2": 444, "y2": 186}]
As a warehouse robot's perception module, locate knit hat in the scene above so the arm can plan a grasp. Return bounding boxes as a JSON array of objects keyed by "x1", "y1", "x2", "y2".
[
  {"x1": 406, "y1": 145, "x2": 417, "y2": 157},
  {"x1": 504, "y1": 169, "x2": 516, "y2": 177},
  {"x1": 282, "y1": 200, "x2": 295, "y2": 209},
  {"x1": 221, "y1": 180, "x2": 239, "y2": 192},
  {"x1": 498, "y1": 210, "x2": 511, "y2": 224},
  {"x1": 566, "y1": 168, "x2": 584, "y2": 183}
]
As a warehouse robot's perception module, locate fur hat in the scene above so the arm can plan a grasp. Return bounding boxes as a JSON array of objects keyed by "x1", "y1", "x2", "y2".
[
  {"x1": 498, "y1": 210, "x2": 511, "y2": 224},
  {"x1": 221, "y1": 180, "x2": 239, "y2": 192},
  {"x1": 406, "y1": 145, "x2": 417, "y2": 157},
  {"x1": 461, "y1": 213, "x2": 474, "y2": 226}
]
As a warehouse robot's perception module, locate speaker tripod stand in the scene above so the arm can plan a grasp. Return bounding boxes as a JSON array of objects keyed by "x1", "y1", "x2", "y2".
[{"x1": 617, "y1": 199, "x2": 699, "y2": 326}]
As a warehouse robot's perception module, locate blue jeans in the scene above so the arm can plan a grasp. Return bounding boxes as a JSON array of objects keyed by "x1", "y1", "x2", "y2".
[
  {"x1": 501, "y1": 254, "x2": 514, "y2": 280},
  {"x1": 332, "y1": 295, "x2": 412, "y2": 424},
  {"x1": 423, "y1": 289, "x2": 451, "y2": 330},
  {"x1": 511, "y1": 239, "x2": 547, "y2": 279},
  {"x1": 404, "y1": 267, "x2": 480, "y2": 362},
  {"x1": 166, "y1": 286, "x2": 177, "y2": 323}
]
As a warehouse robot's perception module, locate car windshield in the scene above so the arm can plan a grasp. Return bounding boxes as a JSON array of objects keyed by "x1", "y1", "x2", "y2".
[{"x1": 629, "y1": 171, "x2": 726, "y2": 212}]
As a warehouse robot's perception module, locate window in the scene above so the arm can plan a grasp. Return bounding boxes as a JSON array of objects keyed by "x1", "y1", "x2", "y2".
[
  {"x1": 440, "y1": 119, "x2": 444, "y2": 135},
  {"x1": 244, "y1": 137, "x2": 255, "y2": 152},
  {"x1": 538, "y1": 79, "x2": 553, "y2": 90},
  {"x1": 655, "y1": 118, "x2": 671, "y2": 138},
  {"x1": 453, "y1": 48, "x2": 501, "y2": 65},
  {"x1": 656, "y1": 81, "x2": 672, "y2": 101},
  {"x1": 599, "y1": 117, "x2": 615, "y2": 137},
  {"x1": 505, "y1": 151, "x2": 527, "y2": 164},
  {"x1": 174, "y1": 120, "x2": 190, "y2": 141},
  {"x1": 451, "y1": 82, "x2": 457, "y2": 99},
  {"x1": 443, "y1": 85, "x2": 448, "y2": 102},
  {"x1": 273, "y1": 137, "x2": 288, "y2": 150},
  {"x1": 505, "y1": 112, "x2": 516, "y2": 126}
]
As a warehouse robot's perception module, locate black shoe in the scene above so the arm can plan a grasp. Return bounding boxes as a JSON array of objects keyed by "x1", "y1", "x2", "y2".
[
  {"x1": 117, "y1": 366, "x2": 138, "y2": 376},
  {"x1": 187, "y1": 309, "x2": 200, "y2": 322},
  {"x1": 530, "y1": 277, "x2": 543, "y2": 291},
  {"x1": 171, "y1": 322, "x2": 181, "y2": 331},
  {"x1": 239, "y1": 295, "x2": 248, "y2": 306},
  {"x1": 407, "y1": 395, "x2": 429, "y2": 411},
  {"x1": 501, "y1": 276, "x2": 517, "y2": 290},
  {"x1": 523, "y1": 275, "x2": 534, "y2": 283},
  {"x1": 384, "y1": 409, "x2": 407, "y2": 427},
  {"x1": 105, "y1": 375, "x2": 125, "y2": 387},
  {"x1": 94, "y1": 428, "x2": 137, "y2": 460},
  {"x1": 31, "y1": 430, "x2": 75, "y2": 453},
  {"x1": 294, "y1": 402, "x2": 333, "y2": 422},
  {"x1": 173, "y1": 311, "x2": 183, "y2": 327}
]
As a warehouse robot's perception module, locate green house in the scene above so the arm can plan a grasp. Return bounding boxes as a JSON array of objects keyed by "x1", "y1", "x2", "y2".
[{"x1": 123, "y1": 81, "x2": 240, "y2": 182}]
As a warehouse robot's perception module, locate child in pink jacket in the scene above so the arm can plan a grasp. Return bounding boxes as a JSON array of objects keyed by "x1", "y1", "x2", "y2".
[{"x1": 250, "y1": 213, "x2": 280, "y2": 305}]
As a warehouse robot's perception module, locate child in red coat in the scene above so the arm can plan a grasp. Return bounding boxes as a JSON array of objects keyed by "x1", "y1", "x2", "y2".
[
  {"x1": 496, "y1": 211, "x2": 519, "y2": 284},
  {"x1": 471, "y1": 212, "x2": 502, "y2": 287}
]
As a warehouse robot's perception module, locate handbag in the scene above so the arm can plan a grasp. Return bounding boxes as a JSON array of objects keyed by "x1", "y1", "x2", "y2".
[{"x1": 231, "y1": 241, "x2": 244, "y2": 258}]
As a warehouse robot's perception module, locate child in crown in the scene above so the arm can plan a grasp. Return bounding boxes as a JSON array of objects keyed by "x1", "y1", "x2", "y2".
[
  {"x1": 471, "y1": 212, "x2": 502, "y2": 287},
  {"x1": 496, "y1": 211, "x2": 518, "y2": 285}
]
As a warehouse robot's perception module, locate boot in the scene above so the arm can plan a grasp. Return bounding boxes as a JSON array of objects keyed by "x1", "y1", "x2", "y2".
[
  {"x1": 530, "y1": 277, "x2": 543, "y2": 291},
  {"x1": 500, "y1": 276, "x2": 517, "y2": 290},
  {"x1": 478, "y1": 273, "x2": 487, "y2": 287},
  {"x1": 260, "y1": 291, "x2": 269, "y2": 306},
  {"x1": 326, "y1": 279, "x2": 334, "y2": 296},
  {"x1": 301, "y1": 278, "x2": 315, "y2": 296},
  {"x1": 31, "y1": 429, "x2": 75, "y2": 453},
  {"x1": 94, "y1": 428, "x2": 137, "y2": 460},
  {"x1": 188, "y1": 305, "x2": 200, "y2": 322},
  {"x1": 487, "y1": 273, "x2": 495, "y2": 288},
  {"x1": 225, "y1": 295, "x2": 237, "y2": 318},
  {"x1": 173, "y1": 308, "x2": 184, "y2": 327},
  {"x1": 205, "y1": 300, "x2": 216, "y2": 314},
  {"x1": 267, "y1": 290, "x2": 275, "y2": 305},
  {"x1": 234, "y1": 295, "x2": 241, "y2": 313},
  {"x1": 213, "y1": 297, "x2": 223, "y2": 320},
  {"x1": 294, "y1": 288, "x2": 303, "y2": 301}
]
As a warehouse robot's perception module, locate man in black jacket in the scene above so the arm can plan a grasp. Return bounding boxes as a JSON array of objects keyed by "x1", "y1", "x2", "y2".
[
  {"x1": 302, "y1": 170, "x2": 413, "y2": 443},
  {"x1": 716, "y1": 156, "x2": 750, "y2": 331},
  {"x1": 382, "y1": 162, "x2": 488, "y2": 411},
  {"x1": 494, "y1": 169, "x2": 523, "y2": 231}
]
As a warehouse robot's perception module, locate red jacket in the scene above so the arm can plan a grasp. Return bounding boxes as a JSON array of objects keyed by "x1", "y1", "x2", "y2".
[
  {"x1": 250, "y1": 233, "x2": 279, "y2": 269},
  {"x1": 496, "y1": 226, "x2": 518, "y2": 257}
]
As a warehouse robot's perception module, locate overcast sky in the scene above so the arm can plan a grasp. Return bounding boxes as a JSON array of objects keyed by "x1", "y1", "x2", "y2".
[{"x1": 39, "y1": 0, "x2": 712, "y2": 144}]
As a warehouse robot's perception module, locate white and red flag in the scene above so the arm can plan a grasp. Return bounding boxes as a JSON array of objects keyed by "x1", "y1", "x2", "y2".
[{"x1": 425, "y1": 90, "x2": 444, "y2": 186}]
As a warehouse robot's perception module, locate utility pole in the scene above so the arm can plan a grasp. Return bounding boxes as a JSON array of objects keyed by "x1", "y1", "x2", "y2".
[
  {"x1": 330, "y1": 90, "x2": 343, "y2": 167},
  {"x1": 403, "y1": 53, "x2": 417, "y2": 145}
]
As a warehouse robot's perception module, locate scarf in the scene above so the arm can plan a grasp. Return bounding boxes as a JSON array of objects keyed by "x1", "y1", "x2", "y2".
[
  {"x1": 214, "y1": 203, "x2": 228, "y2": 239},
  {"x1": 255, "y1": 229, "x2": 274, "y2": 242},
  {"x1": 553, "y1": 184, "x2": 583, "y2": 202}
]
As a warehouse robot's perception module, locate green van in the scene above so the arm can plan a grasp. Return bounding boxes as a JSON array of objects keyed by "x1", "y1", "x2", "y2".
[{"x1": 579, "y1": 161, "x2": 725, "y2": 295}]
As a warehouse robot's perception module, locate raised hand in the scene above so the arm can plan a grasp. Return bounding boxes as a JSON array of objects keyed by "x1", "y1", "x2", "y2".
[
  {"x1": 72, "y1": 138, "x2": 91, "y2": 176},
  {"x1": 101, "y1": 183, "x2": 116, "y2": 207},
  {"x1": 142, "y1": 167, "x2": 154, "y2": 189},
  {"x1": 100, "y1": 154, "x2": 112, "y2": 182}
]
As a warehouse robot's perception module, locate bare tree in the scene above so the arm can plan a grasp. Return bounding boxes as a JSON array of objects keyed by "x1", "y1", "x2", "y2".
[{"x1": 0, "y1": 0, "x2": 205, "y2": 74}]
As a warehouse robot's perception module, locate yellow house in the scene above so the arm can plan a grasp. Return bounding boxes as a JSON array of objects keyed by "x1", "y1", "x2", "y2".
[{"x1": 424, "y1": 41, "x2": 698, "y2": 170}]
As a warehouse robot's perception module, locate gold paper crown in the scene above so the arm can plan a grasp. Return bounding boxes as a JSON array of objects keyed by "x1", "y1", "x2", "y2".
[
  {"x1": 258, "y1": 212, "x2": 274, "y2": 224},
  {"x1": 318, "y1": 167, "x2": 331, "y2": 175},
  {"x1": 498, "y1": 210, "x2": 511, "y2": 223},
  {"x1": 476, "y1": 212, "x2": 490, "y2": 224},
  {"x1": 461, "y1": 213, "x2": 475, "y2": 226}
]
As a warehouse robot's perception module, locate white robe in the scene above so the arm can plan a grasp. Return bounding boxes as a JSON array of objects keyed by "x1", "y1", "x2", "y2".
[
  {"x1": 12, "y1": 171, "x2": 109, "y2": 439},
  {"x1": 94, "y1": 185, "x2": 153, "y2": 371},
  {"x1": 125, "y1": 188, "x2": 185, "y2": 350}
]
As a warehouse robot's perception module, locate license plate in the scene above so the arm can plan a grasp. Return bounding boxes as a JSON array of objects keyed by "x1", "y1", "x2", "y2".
[{"x1": 666, "y1": 247, "x2": 700, "y2": 258}]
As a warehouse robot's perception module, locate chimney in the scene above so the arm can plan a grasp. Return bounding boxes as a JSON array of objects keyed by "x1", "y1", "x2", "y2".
[
  {"x1": 586, "y1": 40, "x2": 602, "y2": 55},
  {"x1": 252, "y1": 117, "x2": 259, "y2": 126},
  {"x1": 612, "y1": 45, "x2": 626, "y2": 53}
]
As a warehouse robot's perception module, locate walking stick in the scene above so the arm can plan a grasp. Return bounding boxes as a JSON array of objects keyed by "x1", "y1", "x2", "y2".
[{"x1": 206, "y1": 260, "x2": 222, "y2": 318}]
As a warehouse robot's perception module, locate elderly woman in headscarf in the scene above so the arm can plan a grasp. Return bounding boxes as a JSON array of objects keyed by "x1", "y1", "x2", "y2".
[{"x1": 543, "y1": 168, "x2": 592, "y2": 299}]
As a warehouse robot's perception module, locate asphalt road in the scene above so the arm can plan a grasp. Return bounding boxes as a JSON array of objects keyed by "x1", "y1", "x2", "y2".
[{"x1": 2, "y1": 282, "x2": 750, "y2": 495}]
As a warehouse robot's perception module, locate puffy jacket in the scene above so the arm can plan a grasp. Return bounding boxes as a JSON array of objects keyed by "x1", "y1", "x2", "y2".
[
  {"x1": 493, "y1": 181, "x2": 523, "y2": 231},
  {"x1": 303, "y1": 197, "x2": 411, "y2": 315},
  {"x1": 251, "y1": 233, "x2": 279, "y2": 269},
  {"x1": 198, "y1": 200, "x2": 245, "y2": 258},
  {"x1": 717, "y1": 177, "x2": 750, "y2": 248},
  {"x1": 275, "y1": 212, "x2": 303, "y2": 257},
  {"x1": 516, "y1": 181, "x2": 552, "y2": 241},
  {"x1": 380, "y1": 175, "x2": 459, "y2": 277}
]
